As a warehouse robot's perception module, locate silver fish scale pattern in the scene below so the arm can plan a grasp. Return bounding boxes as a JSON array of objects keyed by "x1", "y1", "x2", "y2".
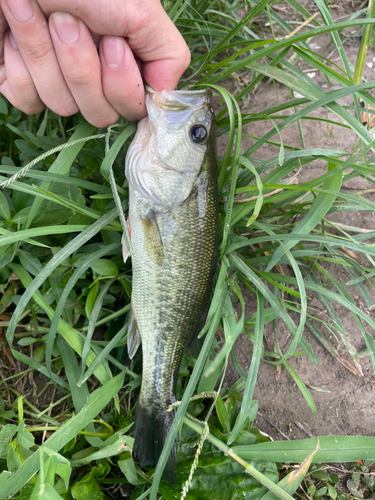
[{"x1": 130, "y1": 172, "x2": 217, "y2": 412}]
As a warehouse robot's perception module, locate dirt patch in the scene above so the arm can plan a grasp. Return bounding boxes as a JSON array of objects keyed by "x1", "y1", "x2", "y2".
[{"x1": 219, "y1": 1, "x2": 375, "y2": 442}]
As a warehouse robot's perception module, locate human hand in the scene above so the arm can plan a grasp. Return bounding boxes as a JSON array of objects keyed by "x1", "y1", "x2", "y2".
[{"x1": 0, "y1": 0, "x2": 190, "y2": 127}]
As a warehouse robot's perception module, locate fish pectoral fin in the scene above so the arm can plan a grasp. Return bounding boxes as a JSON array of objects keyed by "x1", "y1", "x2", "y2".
[
  {"x1": 128, "y1": 307, "x2": 141, "y2": 359},
  {"x1": 141, "y1": 211, "x2": 164, "y2": 265},
  {"x1": 122, "y1": 217, "x2": 132, "y2": 263}
]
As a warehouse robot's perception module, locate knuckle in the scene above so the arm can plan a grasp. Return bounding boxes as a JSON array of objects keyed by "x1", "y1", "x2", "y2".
[
  {"x1": 50, "y1": 100, "x2": 78, "y2": 117},
  {"x1": 11, "y1": 75, "x2": 36, "y2": 95},
  {"x1": 19, "y1": 100, "x2": 45, "y2": 115},
  {"x1": 6, "y1": 81, "x2": 45, "y2": 114},
  {"x1": 128, "y1": 2, "x2": 152, "y2": 31},
  {"x1": 90, "y1": 113, "x2": 119, "y2": 129},
  {"x1": 22, "y1": 40, "x2": 55, "y2": 65},
  {"x1": 64, "y1": 66, "x2": 97, "y2": 87},
  {"x1": 28, "y1": 104, "x2": 46, "y2": 115}
]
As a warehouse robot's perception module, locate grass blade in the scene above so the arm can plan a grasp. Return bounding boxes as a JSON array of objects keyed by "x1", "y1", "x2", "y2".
[
  {"x1": 45, "y1": 242, "x2": 121, "y2": 377},
  {"x1": 78, "y1": 320, "x2": 128, "y2": 386},
  {"x1": 57, "y1": 336, "x2": 103, "y2": 447},
  {"x1": 0, "y1": 165, "x2": 111, "y2": 192},
  {"x1": 228, "y1": 290, "x2": 264, "y2": 444},
  {"x1": 22, "y1": 122, "x2": 95, "y2": 230},
  {"x1": 80, "y1": 277, "x2": 117, "y2": 379},
  {"x1": 100, "y1": 124, "x2": 136, "y2": 255},
  {"x1": 0, "y1": 373, "x2": 124, "y2": 499},
  {"x1": 313, "y1": 0, "x2": 351, "y2": 75},
  {"x1": 232, "y1": 436, "x2": 375, "y2": 463},
  {"x1": 354, "y1": 0, "x2": 375, "y2": 84},
  {"x1": 9, "y1": 263, "x2": 109, "y2": 385},
  {"x1": 265, "y1": 162, "x2": 341, "y2": 298},
  {"x1": 183, "y1": 416, "x2": 294, "y2": 500},
  {"x1": 0, "y1": 225, "x2": 87, "y2": 247},
  {"x1": 283, "y1": 361, "x2": 317, "y2": 415},
  {"x1": 260, "y1": 440, "x2": 319, "y2": 500},
  {"x1": 6, "y1": 209, "x2": 118, "y2": 348}
]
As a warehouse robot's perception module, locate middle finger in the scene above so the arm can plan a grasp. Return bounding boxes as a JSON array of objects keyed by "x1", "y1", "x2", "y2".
[{"x1": 49, "y1": 12, "x2": 119, "y2": 128}]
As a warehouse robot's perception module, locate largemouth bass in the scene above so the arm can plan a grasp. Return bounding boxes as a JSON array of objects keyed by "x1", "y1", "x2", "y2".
[{"x1": 124, "y1": 87, "x2": 217, "y2": 482}]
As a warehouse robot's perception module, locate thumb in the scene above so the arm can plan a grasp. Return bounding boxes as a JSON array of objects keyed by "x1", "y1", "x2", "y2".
[{"x1": 142, "y1": 36, "x2": 191, "y2": 91}]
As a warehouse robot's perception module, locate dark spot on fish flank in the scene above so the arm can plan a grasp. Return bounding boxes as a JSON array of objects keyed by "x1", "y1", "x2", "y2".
[
  {"x1": 138, "y1": 84, "x2": 140, "y2": 87},
  {"x1": 139, "y1": 102, "x2": 142, "y2": 105}
]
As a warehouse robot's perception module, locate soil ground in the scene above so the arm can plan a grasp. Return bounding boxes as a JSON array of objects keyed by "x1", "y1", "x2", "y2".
[{"x1": 220, "y1": 0, "x2": 375, "y2": 443}]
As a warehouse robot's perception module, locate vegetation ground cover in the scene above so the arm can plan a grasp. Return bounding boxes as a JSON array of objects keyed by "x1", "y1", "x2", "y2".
[{"x1": 1, "y1": 0, "x2": 375, "y2": 498}]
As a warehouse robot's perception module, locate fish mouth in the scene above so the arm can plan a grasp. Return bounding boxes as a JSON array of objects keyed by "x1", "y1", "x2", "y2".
[{"x1": 145, "y1": 86, "x2": 212, "y2": 111}]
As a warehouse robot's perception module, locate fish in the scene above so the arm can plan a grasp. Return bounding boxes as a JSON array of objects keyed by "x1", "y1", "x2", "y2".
[{"x1": 123, "y1": 87, "x2": 218, "y2": 483}]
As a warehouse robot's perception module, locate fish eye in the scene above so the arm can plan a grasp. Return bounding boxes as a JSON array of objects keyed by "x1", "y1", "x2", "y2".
[{"x1": 190, "y1": 125, "x2": 207, "y2": 144}]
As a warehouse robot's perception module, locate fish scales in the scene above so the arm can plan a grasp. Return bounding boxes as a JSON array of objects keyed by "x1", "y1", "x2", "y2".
[{"x1": 124, "y1": 88, "x2": 217, "y2": 483}]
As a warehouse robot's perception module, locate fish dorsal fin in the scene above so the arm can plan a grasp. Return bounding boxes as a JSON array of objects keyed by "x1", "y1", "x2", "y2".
[
  {"x1": 128, "y1": 307, "x2": 141, "y2": 359},
  {"x1": 141, "y1": 211, "x2": 164, "y2": 265}
]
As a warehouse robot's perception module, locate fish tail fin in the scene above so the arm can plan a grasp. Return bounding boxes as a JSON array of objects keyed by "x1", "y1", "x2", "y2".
[{"x1": 133, "y1": 402, "x2": 177, "y2": 484}]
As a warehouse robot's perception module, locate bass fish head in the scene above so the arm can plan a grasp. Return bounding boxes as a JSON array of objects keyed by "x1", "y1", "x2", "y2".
[
  {"x1": 126, "y1": 88, "x2": 215, "y2": 214},
  {"x1": 146, "y1": 87, "x2": 215, "y2": 174}
]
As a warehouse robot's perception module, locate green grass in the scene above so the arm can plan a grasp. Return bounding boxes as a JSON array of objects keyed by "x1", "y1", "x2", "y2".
[{"x1": 1, "y1": 1, "x2": 375, "y2": 498}]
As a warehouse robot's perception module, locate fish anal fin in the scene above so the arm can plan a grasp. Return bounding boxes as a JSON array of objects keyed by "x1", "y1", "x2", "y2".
[
  {"x1": 141, "y1": 211, "x2": 164, "y2": 265},
  {"x1": 127, "y1": 307, "x2": 141, "y2": 359}
]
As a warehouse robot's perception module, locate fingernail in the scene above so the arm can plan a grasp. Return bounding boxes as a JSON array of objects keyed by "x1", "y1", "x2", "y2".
[
  {"x1": 9, "y1": 32, "x2": 19, "y2": 50},
  {"x1": 103, "y1": 36, "x2": 125, "y2": 68},
  {"x1": 52, "y1": 12, "x2": 80, "y2": 45},
  {"x1": 6, "y1": 0, "x2": 34, "y2": 22}
]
